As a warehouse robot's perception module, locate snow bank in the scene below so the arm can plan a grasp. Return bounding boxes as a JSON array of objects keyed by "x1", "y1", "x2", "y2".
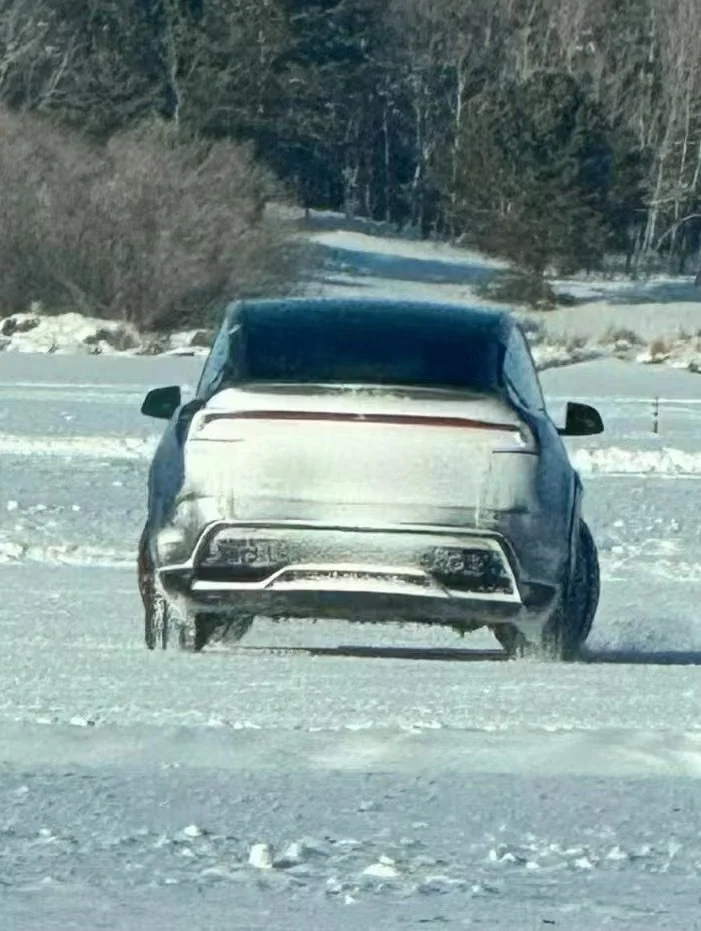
[
  {"x1": 571, "y1": 446, "x2": 701, "y2": 477},
  {"x1": 0, "y1": 312, "x2": 136, "y2": 354},
  {"x1": 530, "y1": 343, "x2": 607, "y2": 370},
  {"x1": 0, "y1": 541, "x2": 132, "y2": 567},
  {"x1": 0, "y1": 311, "x2": 210, "y2": 357},
  {"x1": 0, "y1": 434, "x2": 157, "y2": 460}
]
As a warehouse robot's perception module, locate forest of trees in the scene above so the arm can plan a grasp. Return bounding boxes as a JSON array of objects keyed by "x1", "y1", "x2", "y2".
[{"x1": 1, "y1": 0, "x2": 701, "y2": 325}]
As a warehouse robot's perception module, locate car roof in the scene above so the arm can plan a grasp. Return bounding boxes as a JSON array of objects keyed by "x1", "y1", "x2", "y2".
[{"x1": 224, "y1": 297, "x2": 514, "y2": 342}]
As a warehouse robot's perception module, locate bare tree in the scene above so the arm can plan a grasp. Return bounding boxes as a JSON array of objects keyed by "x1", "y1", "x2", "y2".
[
  {"x1": 0, "y1": 0, "x2": 83, "y2": 109},
  {"x1": 640, "y1": 0, "x2": 701, "y2": 267},
  {"x1": 164, "y1": 0, "x2": 289, "y2": 136}
]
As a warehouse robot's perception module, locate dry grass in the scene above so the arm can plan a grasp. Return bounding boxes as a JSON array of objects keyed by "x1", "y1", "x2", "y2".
[
  {"x1": 0, "y1": 109, "x2": 307, "y2": 331},
  {"x1": 600, "y1": 325, "x2": 645, "y2": 346},
  {"x1": 566, "y1": 333, "x2": 588, "y2": 352},
  {"x1": 649, "y1": 336, "x2": 670, "y2": 358}
]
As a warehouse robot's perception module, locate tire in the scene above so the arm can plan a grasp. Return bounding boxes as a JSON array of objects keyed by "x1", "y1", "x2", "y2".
[
  {"x1": 543, "y1": 519, "x2": 599, "y2": 661},
  {"x1": 495, "y1": 519, "x2": 600, "y2": 662},
  {"x1": 145, "y1": 590, "x2": 170, "y2": 650},
  {"x1": 139, "y1": 524, "x2": 171, "y2": 650},
  {"x1": 193, "y1": 613, "x2": 254, "y2": 652}
]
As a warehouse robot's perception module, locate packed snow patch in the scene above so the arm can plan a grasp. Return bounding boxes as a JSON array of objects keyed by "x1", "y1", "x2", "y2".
[{"x1": 308, "y1": 227, "x2": 508, "y2": 272}]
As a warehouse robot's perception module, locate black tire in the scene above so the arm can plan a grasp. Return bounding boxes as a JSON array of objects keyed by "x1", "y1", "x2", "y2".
[
  {"x1": 145, "y1": 590, "x2": 170, "y2": 650},
  {"x1": 193, "y1": 613, "x2": 254, "y2": 652},
  {"x1": 543, "y1": 519, "x2": 599, "y2": 661},
  {"x1": 495, "y1": 519, "x2": 600, "y2": 662}
]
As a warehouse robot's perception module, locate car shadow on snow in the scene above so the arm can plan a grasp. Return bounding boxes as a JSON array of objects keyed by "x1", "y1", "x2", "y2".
[
  {"x1": 234, "y1": 644, "x2": 509, "y2": 662},
  {"x1": 233, "y1": 644, "x2": 701, "y2": 666},
  {"x1": 300, "y1": 646, "x2": 701, "y2": 666},
  {"x1": 580, "y1": 647, "x2": 701, "y2": 666}
]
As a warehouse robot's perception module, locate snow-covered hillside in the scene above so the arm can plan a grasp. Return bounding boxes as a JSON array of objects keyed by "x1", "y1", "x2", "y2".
[
  {"x1": 1, "y1": 230, "x2": 701, "y2": 929},
  {"x1": 307, "y1": 223, "x2": 701, "y2": 373},
  {"x1": 2, "y1": 213, "x2": 701, "y2": 375}
]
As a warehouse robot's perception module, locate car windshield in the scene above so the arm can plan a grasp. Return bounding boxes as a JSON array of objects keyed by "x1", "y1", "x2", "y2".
[{"x1": 240, "y1": 308, "x2": 501, "y2": 392}]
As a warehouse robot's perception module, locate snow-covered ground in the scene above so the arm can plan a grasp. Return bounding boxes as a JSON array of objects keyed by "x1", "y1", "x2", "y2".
[
  {"x1": 2, "y1": 223, "x2": 701, "y2": 928},
  {"x1": 1, "y1": 349, "x2": 701, "y2": 929}
]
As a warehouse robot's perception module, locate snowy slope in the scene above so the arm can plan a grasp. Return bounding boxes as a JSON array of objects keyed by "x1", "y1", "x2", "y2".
[
  {"x1": 307, "y1": 222, "x2": 701, "y2": 373},
  {"x1": 3, "y1": 212, "x2": 701, "y2": 374},
  {"x1": 2, "y1": 252, "x2": 701, "y2": 927},
  {"x1": 314, "y1": 231, "x2": 701, "y2": 347}
]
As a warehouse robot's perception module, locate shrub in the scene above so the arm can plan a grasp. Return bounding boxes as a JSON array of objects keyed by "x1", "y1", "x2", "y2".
[
  {"x1": 601, "y1": 326, "x2": 645, "y2": 346},
  {"x1": 0, "y1": 109, "x2": 306, "y2": 331},
  {"x1": 648, "y1": 337, "x2": 670, "y2": 359},
  {"x1": 454, "y1": 72, "x2": 615, "y2": 282}
]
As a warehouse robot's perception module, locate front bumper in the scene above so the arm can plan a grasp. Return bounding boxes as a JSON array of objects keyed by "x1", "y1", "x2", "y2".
[{"x1": 155, "y1": 520, "x2": 560, "y2": 635}]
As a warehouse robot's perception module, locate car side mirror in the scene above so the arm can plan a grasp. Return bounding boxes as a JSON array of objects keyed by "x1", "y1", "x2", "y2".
[
  {"x1": 141, "y1": 385, "x2": 182, "y2": 420},
  {"x1": 559, "y1": 401, "x2": 604, "y2": 437}
]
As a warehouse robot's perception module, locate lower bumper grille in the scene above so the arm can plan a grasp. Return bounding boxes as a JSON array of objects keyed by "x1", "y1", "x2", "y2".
[
  {"x1": 420, "y1": 546, "x2": 514, "y2": 595},
  {"x1": 184, "y1": 522, "x2": 519, "y2": 601},
  {"x1": 196, "y1": 565, "x2": 279, "y2": 584}
]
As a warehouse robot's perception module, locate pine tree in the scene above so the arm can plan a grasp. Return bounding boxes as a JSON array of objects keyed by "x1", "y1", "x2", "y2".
[{"x1": 455, "y1": 71, "x2": 615, "y2": 283}]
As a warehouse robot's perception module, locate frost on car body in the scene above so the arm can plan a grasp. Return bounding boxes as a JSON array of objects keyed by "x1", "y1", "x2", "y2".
[{"x1": 138, "y1": 297, "x2": 603, "y2": 658}]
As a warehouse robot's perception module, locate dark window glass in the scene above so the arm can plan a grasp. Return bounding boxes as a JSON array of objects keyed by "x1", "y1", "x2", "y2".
[
  {"x1": 240, "y1": 308, "x2": 501, "y2": 393},
  {"x1": 196, "y1": 322, "x2": 232, "y2": 398},
  {"x1": 503, "y1": 328, "x2": 544, "y2": 410},
  {"x1": 197, "y1": 319, "x2": 244, "y2": 398}
]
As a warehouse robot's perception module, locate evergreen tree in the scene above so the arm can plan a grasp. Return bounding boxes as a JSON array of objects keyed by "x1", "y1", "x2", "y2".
[{"x1": 455, "y1": 71, "x2": 615, "y2": 280}]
